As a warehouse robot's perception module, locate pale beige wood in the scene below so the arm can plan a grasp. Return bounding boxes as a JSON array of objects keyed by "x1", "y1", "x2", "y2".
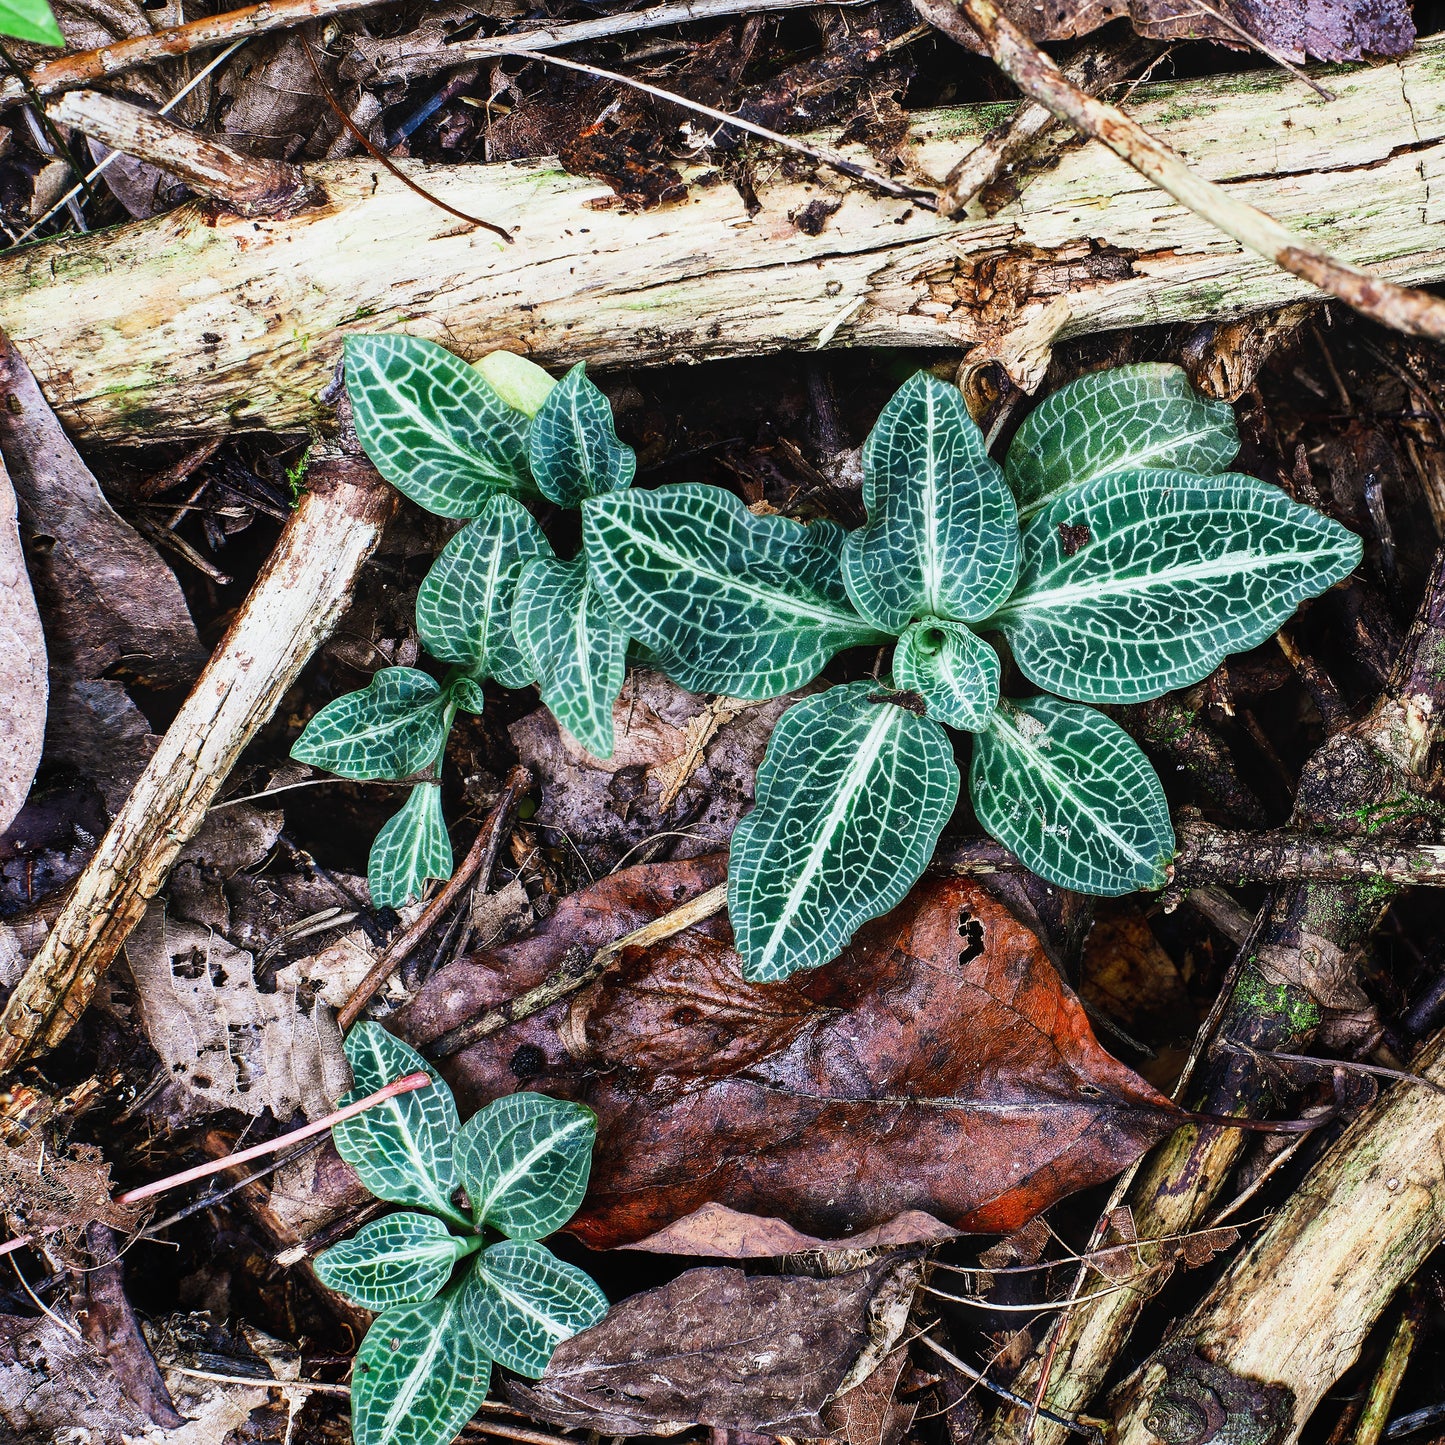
[{"x1": 3, "y1": 40, "x2": 1444, "y2": 443}]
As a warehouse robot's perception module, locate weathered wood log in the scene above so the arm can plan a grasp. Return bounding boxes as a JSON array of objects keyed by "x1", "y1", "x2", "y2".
[
  {"x1": 2, "y1": 40, "x2": 1444, "y2": 443},
  {"x1": 1112, "y1": 1026, "x2": 1445, "y2": 1445}
]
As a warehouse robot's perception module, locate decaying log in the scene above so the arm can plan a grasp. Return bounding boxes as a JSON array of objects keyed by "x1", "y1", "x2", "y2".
[
  {"x1": 1113, "y1": 1027, "x2": 1445, "y2": 1445},
  {"x1": 0, "y1": 450, "x2": 395, "y2": 1072},
  {"x1": 2, "y1": 40, "x2": 1444, "y2": 442}
]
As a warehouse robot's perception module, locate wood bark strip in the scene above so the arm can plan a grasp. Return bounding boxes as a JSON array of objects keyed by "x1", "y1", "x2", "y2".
[
  {"x1": 3, "y1": 41, "x2": 1444, "y2": 443},
  {"x1": 1112, "y1": 1027, "x2": 1445, "y2": 1445},
  {"x1": 0, "y1": 453, "x2": 394, "y2": 1073}
]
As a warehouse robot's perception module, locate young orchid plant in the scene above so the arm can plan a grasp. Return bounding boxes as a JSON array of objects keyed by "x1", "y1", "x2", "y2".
[
  {"x1": 582, "y1": 364, "x2": 1361, "y2": 979},
  {"x1": 316, "y1": 1024, "x2": 606, "y2": 1445},
  {"x1": 290, "y1": 337, "x2": 636, "y2": 908}
]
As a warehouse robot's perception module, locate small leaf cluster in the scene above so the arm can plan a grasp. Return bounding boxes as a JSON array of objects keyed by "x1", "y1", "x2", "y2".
[
  {"x1": 290, "y1": 338, "x2": 636, "y2": 908},
  {"x1": 317, "y1": 1024, "x2": 606, "y2": 1445},
  {"x1": 299, "y1": 337, "x2": 1360, "y2": 981}
]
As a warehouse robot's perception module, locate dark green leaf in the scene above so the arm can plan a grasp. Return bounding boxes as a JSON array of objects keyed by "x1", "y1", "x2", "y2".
[
  {"x1": 528, "y1": 364, "x2": 636, "y2": 506},
  {"x1": 369, "y1": 784, "x2": 454, "y2": 910},
  {"x1": 315, "y1": 1212, "x2": 475, "y2": 1311},
  {"x1": 892, "y1": 620, "x2": 999, "y2": 732},
  {"x1": 290, "y1": 668, "x2": 448, "y2": 781}
]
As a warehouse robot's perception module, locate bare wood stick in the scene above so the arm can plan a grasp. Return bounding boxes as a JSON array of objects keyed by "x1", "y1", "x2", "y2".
[
  {"x1": 931, "y1": 0, "x2": 1445, "y2": 341},
  {"x1": 0, "y1": 452, "x2": 395, "y2": 1073},
  {"x1": 337, "y1": 765, "x2": 531, "y2": 1031},
  {"x1": 48, "y1": 90, "x2": 318, "y2": 218},
  {"x1": 938, "y1": 32, "x2": 1157, "y2": 216},
  {"x1": 0, "y1": 0, "x2": 863, "y2": 108},
  {"x1": 1111, "y1": 1029, "x2": 1445, "y2": 1445},
  {"x1": 6, "y1": 38, "x2": 1443, "y2": 444}
]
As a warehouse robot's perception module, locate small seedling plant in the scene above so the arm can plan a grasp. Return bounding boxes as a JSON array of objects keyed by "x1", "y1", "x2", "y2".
[
  {"x1": 290, "y1": 336, "x2": 636, "y2": 908},
  {"x1": 315, "y1": 1023, "x2": 606, "y2": 1445},
  {"x1": 582, "y1": 364, "x2": 1362, "y2": 979}
]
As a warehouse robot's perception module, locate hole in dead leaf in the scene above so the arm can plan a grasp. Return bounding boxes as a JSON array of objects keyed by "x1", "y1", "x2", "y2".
[
  {"x1": 510, "y1": 1044, "x2": 547, "y2": 1078},
  {"x1": 957, "y1": 910, "x2": 985, "y2": 967}
]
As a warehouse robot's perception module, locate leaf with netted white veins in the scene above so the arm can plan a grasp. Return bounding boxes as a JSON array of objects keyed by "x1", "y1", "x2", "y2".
[
  {"x1": 583, "y1": 485, "x2": 888, "y2": 700},
  {"x1": 1005, "y1": 364, "x2": 1239, "y2": 520},
  {"x1": 992, "y1": 469, "x2": 1362, "y2": 705},
  {"x1": 315, "y1": 1212, "x2": 474, "y2": 1311},
  {"x1": 528, "y1": 364, "x2": 636, "y2": 507},
  {"x1": 729, "y1": 683, "x2": 959, "y2": 981},
  {"x1": 333, "y1": 1023, "x2": 468, "y2": 1225},
  {"x1": 351, "y1": 1288, "x2": 492, "y2": 1445},
  {"x1": 345, "y1": 334, "x2": 533, "y2": 516},
  {"x1": 971, "y1": 697, "x2": 1174, "y2": 896},
  {"x1": 892, "y1": 620, "x2": 1000, "y2": 732},
  {"x1": 457, "y1": 1093, "x2": 596, "y2": 1239},
  {"x1": 449, "y1": 675, "x2": 487, "y2": 714},
  {"x1": 512, "y1": 556, "x2": 626, "y2": 759},
  {"x1": 417, "y1": 496, "x2": 550, "y2": 687},
  {"x1": 368, "y1": 784, "x2": 454, "y2": 912},
  {"x1": 464, "y1": 1240, "x2": 608, "y2": 1378},
  {"x1": 843, "y1": 373, "x2": 1019, "y2": 631},
  {"x1": 291, "y1": 669, "x2": 448, "y2": 781}
]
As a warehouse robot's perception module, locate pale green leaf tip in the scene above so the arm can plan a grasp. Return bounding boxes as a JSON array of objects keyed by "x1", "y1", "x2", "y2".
[
  {"x1": 474, "y1": 352, "x2": 558, "y2": 417},
  {"x1": 0, "y1": 0, "x2": 64, "y2": 45}
]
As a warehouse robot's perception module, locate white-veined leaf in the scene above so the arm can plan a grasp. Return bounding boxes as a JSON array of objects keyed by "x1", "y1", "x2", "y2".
[
  {"x1": 512, "y1": 555, "x2": 627, "y2": 760},
  {"x1": 416, "y1": 496, "x2": 550, "y2": 687},
  {"x1": 970, "y1": 696, "x2": 1174, "y2": 896},
  {"x1": 351, "y1": 1287, "x2": 491, "y2": 1445},
  {"x1": 345, "y1": 334, "x2": 533, "y2": 516},
  {"x1": 290, "y1": 669, "x2": 448, "y2": 781},
  {"x1": 456, "y1": 1093, "x2": 596, "y2": 1239},
  {"x1": 583, "y1": 484, "x2": 888, "y2": 700},
  {"x1": 333, "y1": 1023, "x2": 467, "y2": 1226},
  {"x1": 315, "y1": 1212, "x2": 475, "y2": 1310},
  {"x1": 463, "y1": 1240, "x2": 607, "y2": 1378},
  {"x1": 991, "y1": 469, "x2": 1362, "y2": 704},
  {"x1": 1005, "y1": 363, "x2": 1239, "y2": 519},
  {"x1": 528, "y1": 364, "x2": 636, "y2": 506},
  {"x1": 0, "y1": 0, "x2": 62, "y2": 45},
  {"x1": 843, "y1": 372, "x2": 1019, "y2": 630},
  {"x1": 368, "y1": 784, "x2": 454, "y2": 911},
  {"x1": 728, "y1": 682, "x2": 960, "y2": 981},
  {"x1": 892, "y1": 620, "x2": 999, "y2": 732},
  {"x1": 449, "y1": 675, "x2": 487, "y2": 714}
]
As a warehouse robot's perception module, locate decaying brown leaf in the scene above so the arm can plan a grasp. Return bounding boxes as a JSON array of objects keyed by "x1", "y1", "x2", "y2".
[
  {"x1": 0, "y1": 332, "x2": 204, "y2": 690},
  {"x1": 0, "y1": 1134, "x2": 146, "y2": 1265},
  {"x1": 405, "y1": 862, "x2": 1178, "y2": 1250},
  {"x1": 823, "y1": 1343, "x2": 917, "y2": 1445},
  {"x1": 512, "y1": 1256, "x2": 922, "y2": 1436},
  {"x1": 0, "y1": 451, "x2": 44, "y2": 836}
]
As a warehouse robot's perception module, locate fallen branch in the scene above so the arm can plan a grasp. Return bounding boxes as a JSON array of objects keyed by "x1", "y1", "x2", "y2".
[
  {"x1": 5, "y1": 38, "x2": 1444, "y2": 441},
  {"x1": 1112, "y1": 1028, "x2": 1445, "y2": 1445},
  {"x1": 0, "y1": 448, "x2": 395, "y2": 1073},
  {"x1": 923, "y1": 0, "x2": 1445, "y2": 341}
]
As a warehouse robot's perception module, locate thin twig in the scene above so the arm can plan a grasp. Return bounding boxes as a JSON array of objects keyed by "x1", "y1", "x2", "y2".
[
  {"x1": 338, "y1": 766, "x2": 530, "y2": 1030},
  {"x1": 1223, "y1": 1042, "x2": 1445, "y2": 1101},
  {"x1": 1186, "y1": 0, "x2": 1335, "y2": 100},
  {"x1": 925, "y1": 0, "x2": 1445, "y2": 340},
  {"x1": 510, "y1": 49, "x2": 937, "y2": 205},
  {"x1": 301, "y1": 34, "x2": 513, "y2": 243},
  {"x1": 429, "y1": 881, "x2": 728, "y2": 1057}
]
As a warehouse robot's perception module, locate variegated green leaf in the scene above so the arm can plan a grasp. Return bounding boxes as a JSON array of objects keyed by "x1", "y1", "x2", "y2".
[
  {"x1": 583, "y1": 485, "x2": 888, "y2": 700},
  {"x1": 474, "y1": 351, "x2": 557, "y2": 417},
  {"x1": 291, "y1": 669, "x2": 448, "y2": 781},
  {"x1": 456, "y1": 1093, "x2": 596, "y2": 1239},
  {"x1": 315, "y1": 1212, "x2": 475, "y2": 1311},
  {"x1": 528, "y1": 364, "x2": 636, "y2": 506},
  {"x1": 892, "y1": 620, "x2": 1000, "y2": 732},
  {"x1": 970, "y1": 696, "x2": 1174, "y2": 896},
  {"x1": 416, "y1": 496, "x2": 550, "y2": 687},
  {"x1": 1005, "y1": 363, "x2": 1239, "y2": 519},
  {"x1": 843, "y1": 372, "x2": 1019, "y2": 630},
  {"x1": 728, "y1": 682, "x2": 960, "y2": 981},
  {"x1": 991, "y1": 469, "x2": 1362, "y2": 704},
  {"x1": 463, "y1": 1240, "x2": 607, "y2": 1378},
  {"x1": 351, "y1": 1287, "x2": 491, "y2": 1445},
  {"x1": 512, "y1": 556, "x2": 627, "y2": 759},
  {"x1": 448, "y1": 675, "x2": 487, "y2": 714},
  {"x1": 345, "y1": 334, "x2": 533, "y2": 516},
  {"x1": 333, "y1": 1023, "x2": 467, "y2": 1227},
  {"x1": 368, "y1": 784, "x2": 454, "y2": 911}
]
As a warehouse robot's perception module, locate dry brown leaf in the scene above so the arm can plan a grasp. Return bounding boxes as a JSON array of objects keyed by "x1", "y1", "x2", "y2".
[
  {"x1": 823, "y1": 1344, "x2": 917, "y2": 1445},
  {"x1": 0, "y1": 451, "x2": 44, "y2": 836},
  {"x1": 512, "y1": 1257, "x2": 922, "y2": 1435},
  {"x1": 125, "y1": 911, "x2": 362, "y2": 1120},
  {"x1": 0, "y1": 1135, "x2": 146, "y2": 1265}
]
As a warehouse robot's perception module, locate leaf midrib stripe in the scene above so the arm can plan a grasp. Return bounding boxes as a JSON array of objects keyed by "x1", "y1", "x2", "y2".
[
  {"x1": 755, "y1": 706, "x2": 900, "y2": 975},
  {"x1": 381, "y1": 1295, "x2": 460, "y2": 1440},
  {"x1": 476, "y1": 1116, "x2": 587, "y2": 1224}
]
